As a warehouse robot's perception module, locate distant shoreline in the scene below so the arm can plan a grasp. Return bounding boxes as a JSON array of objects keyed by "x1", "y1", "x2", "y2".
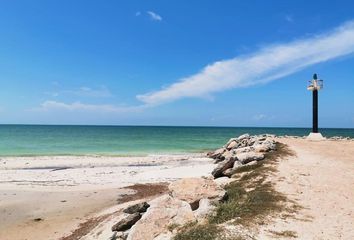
[{"x1": 0, "y1": 123, "x2": 354, "y2": 129}]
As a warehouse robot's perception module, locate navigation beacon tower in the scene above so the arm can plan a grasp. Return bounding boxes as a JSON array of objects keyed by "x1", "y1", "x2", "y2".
[{"x1": 307, "y1": 73, "x2": 325, "y2": 140}]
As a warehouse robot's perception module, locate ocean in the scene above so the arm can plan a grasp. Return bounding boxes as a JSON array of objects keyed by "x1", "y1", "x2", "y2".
[{"x1": 0, "y1": 125, "x2": 353, "y2": 156}]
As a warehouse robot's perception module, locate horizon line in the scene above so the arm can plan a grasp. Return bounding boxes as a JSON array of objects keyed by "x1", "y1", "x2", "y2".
[{"x1": 0, "y1": 123, "x2": 353, "y2": 130}]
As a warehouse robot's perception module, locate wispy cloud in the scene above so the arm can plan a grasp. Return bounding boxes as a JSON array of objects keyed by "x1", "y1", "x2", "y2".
[
  {"x1": 147, "y1": 11, "x2": 162, "y2": 21},
  {"x1": 32, "y1": 101, "x2": 147, "y2": 113},
  {"x1": 135, "y1": 11, "x2": 141, "y2": 16},
  {"x1": 137, "y1": 20, "x2": 354, "y2": 105},
  {"x1": 44, "y1": 86, "x2": 113, "y2": 98}
]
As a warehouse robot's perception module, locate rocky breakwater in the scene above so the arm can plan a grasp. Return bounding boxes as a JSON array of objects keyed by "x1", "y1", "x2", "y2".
[
  {"x1": 111, "y1": 178, "x2": 226, "y2": 240},
  {"x1": 109, "y1": 134, "x2": 276, "y2": 240},
  {"x1": 208, "y1": 134, "x2": 276, "y2": 179}
]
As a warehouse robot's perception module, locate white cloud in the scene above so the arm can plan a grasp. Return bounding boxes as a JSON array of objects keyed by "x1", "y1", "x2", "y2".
[
  {"x1": 33, "y1": 101, "x2": 147, "y2": 113},
  {"x1": 137, "y1": 20, "x2": 354, "y2": 106},
  {"x1": 147, "y1": 11, "x2": 162, "y2": 21}
]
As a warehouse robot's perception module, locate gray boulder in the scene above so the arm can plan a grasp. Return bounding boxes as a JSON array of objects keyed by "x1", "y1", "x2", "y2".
[
  {"x1": 222, "y1": 168, "x2": 234, "y2": 178},
  {"x1": 193, "y1": 198, "x2": 216, "y2": 220},
  {"x1": 237, "y1": 133, "x2": 250, "y2": 141},
  {"x1": 226, "y1": 140, "x2": 238, "y2": 150},
  {"x1": 112, "y1": 213, "x2": 142, "y2": 232},
  {"x1": 168, "y1": 178, "x2": 225, "y2": 209},
  {"x1": 232, "y1": 146, "x2": 253, "y2": 154},
  {"x1": 207, "y1": 147, "x2": 226, "y2": 159},
  {"x1": 232, "y1": 160, "x2": 243, "y2": 169},
  {"x1": 236, "y1": 152, "x2": 265, "y2": 164},
  {"x1": 212, "y1": 157, "x2": 235, "y2": 178},
  {"x1": 123, "y1": 202, "x2": 150, "y2": 214},
  {"x1": 127, "y1": 195, "x2": 195, "y2": 240}
]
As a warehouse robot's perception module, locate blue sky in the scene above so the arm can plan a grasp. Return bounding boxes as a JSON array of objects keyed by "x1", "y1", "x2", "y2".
[{"x1": 0, "y1": 0, "x2": 354, "y2": 127}]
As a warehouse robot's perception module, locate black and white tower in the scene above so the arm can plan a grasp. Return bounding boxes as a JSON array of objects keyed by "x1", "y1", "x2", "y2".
[{"x1": 307, "y1": 73, "x2": 325, "y2": 140}]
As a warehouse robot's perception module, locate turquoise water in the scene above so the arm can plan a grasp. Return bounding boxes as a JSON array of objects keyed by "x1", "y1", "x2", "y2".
[{"x1": 0, "y1": 125, "x2": 353, "y2": 156}]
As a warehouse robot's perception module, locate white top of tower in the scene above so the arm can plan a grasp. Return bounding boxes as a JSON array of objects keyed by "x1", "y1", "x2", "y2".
[
  {"x1": 307, "y1": 74, "x2": 323, "y2": 91},
  {"x1": 307, "y1": 79, "x2": 323, "y2": 91}
]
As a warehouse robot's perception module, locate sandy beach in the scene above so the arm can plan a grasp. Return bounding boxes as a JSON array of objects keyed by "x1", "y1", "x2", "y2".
[
  {"x1": 0, "y1": 154, "x2": 214, "y2": 240},
  {"x1": 258, "y1": 138, "x2": 354, "y2": 239},
  {"x1": 1, "y1": 138, "x2": 354, "y2": 239}
]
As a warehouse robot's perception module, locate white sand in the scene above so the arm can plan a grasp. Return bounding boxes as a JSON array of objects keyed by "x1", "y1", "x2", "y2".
[
  {"x1": 258, "y1": 138, "x2": 354, "y2": 239},
  {"x1": 1, "y1": 139, "x2": 354, "y2": 240},
  {"x1": 0, "y1": 154, "x2": 214, "y2": 240}
]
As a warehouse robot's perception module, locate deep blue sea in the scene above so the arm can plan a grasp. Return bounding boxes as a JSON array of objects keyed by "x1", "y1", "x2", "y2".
[{"x1": 0, "y1": 125, "x2": 353, "y2": 156}]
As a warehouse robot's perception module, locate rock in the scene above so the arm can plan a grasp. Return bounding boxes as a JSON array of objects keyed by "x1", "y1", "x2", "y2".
[
  {"x1": 224, "y1": 138, "x2": 238, "y2": 147},
  {"x1": 193, "y1": 198, "x2": 216, "y2": 220},
  {"x1": 169, "y1": 178, "x2": 225, "y2": 209},
  {"x1": 216, "y1": 150, "x2": 234, "y2": 163},
  {"x1": 237, "y1": 133, "x2": 250, "y2": 141},
  {"x1": 256, "y1": 136, "x2": 267, "y2": 141},
  {"x1": 233, "y1": 160, "x2": 243, "y2": 169},
  {"x1": 112, "y1": 213, "x2": 142, "y2": 232},
  {"x1": 253, "y1": 145, "x2": 269, "y2": 152},
  {"x1": 232, "y1": 146, "x2": 253, "y2": 154},
  {"x1": 113, "y1": 231, "x2": 130, "y2": 240},
  {"x1": 253, "y1": 138, "x2": 276, "y2": 152},
  {"x1": 123, "y1": 202, "x2": 150, "y2": 214},
  {"x1": 211, "y1": 157, "x2": 235, "y2": 178},
  {"x1": 127, "y1": 195, "x2": 195, "y2": 240},
  {"x1": 245, "y1": 160, "x2": 258, "y2": 166},
  {"x1": 154, "y1": 232, "x2": 173, "y2": 240},
  {"x1": 207, "y1": 147, "x2": 226, "y2": 159},
  {"x1": 214, "y1": 176, "x2": 234, "y2": 187},
  {"x1": 226, "y1": 140, "x2": 238, "y2": 150},
  {"x1": 263, "y1": 139, "x2": 276, "y2": 149},
  {"x1": 222, "y1": 168, "x2": 234, "y2": 177},
  {"x1": 236, "y1": 152, "x2": 265, "y2": 164}
]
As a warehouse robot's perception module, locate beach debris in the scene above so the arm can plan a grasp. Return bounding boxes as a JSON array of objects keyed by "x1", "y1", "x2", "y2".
[
  {"x1": 50, "y1": 167, "x2": 72, "y2": 172},
  {"x1": 126, "y1": 194, "x2": 195, "y2": 240},
  {"x1": 111, "y1": 213, "x2": 142, "y2": 232},
  {"x1": 209, "y1": 134, "x2": 276, "y2": 178},
  {"x1": 168, "y1": 178, "x2": 226, "y2": 210},
  {"x1": 33, "y1": 218, "x2": 43, "y2": 222},
  {"x1": 123, "y1": 202, "x2": 150, "y2": 214}
]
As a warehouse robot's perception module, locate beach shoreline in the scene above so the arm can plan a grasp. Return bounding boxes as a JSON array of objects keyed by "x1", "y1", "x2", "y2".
[
  {"x1": 0, "y1": 153, "x2": 214, "y2": 240},
  {"x1": 1, "y1": 137, "x2": 354, "y2": 239}
]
